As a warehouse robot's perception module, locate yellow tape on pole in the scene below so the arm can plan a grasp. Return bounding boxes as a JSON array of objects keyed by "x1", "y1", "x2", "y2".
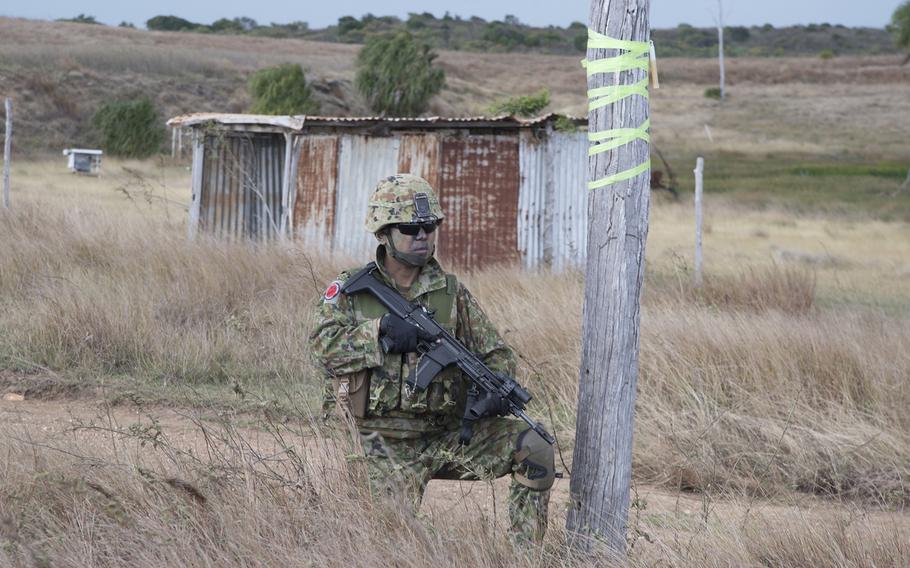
[{"x1": 582, "y1": 28, "x2": 651, "y2": 191}]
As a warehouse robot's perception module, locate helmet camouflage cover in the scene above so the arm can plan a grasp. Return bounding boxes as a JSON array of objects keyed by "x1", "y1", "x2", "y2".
[{"x1": 364, "y1": 174, "x2": 445, "y2": 234}]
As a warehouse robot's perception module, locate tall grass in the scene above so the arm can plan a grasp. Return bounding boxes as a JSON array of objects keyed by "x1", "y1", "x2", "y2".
[{"x1": 1, "y1": 195, "x2": 910, "y2": 563}]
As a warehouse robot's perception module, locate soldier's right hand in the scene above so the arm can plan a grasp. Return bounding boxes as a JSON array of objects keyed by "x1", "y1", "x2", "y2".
[{"x1": 379, "y1": 313, "x2": 434, "y2": 353}]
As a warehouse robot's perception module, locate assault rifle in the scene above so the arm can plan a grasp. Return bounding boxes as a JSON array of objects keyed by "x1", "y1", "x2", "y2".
[{"x1": 341, "y1": 262, "x2": 555, "y2": 446}]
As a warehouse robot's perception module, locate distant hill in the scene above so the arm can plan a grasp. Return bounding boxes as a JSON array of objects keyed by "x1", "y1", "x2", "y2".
[
  {"x1": 1, "y1": 16, "x2": 907, "y2": 157},
  {"x1": 136, "y1": 13, "x2": 899, "y2": 58}
]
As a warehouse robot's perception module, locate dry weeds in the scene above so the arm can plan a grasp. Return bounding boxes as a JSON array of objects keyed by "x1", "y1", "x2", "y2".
[
  {"x1": 1, "y1": 149, "x2": 909, "y2": 563},
  {"x1": 3, "y1": 16, "x2": 910, "y2": 161}
]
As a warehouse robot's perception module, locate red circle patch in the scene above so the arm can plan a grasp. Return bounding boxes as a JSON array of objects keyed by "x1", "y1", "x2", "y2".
[{"x1": 324, "y1": 282, "x2": 341, "y2": 300}]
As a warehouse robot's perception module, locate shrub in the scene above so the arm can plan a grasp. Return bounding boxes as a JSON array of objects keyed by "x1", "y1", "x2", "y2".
[
  {"x1": 482, "y1": 21, "x2": 530, "y2": 50},
  {"x1": 58, "y1": 14, "x2": 101, "y2": 25},
  {"x1": 889, "y1": 1, "x2": 910, "y2": 54},
  {"x1": 248, "y1": 64, "x2": 320, "y2": 115},
  {"x1": 819, "y1": 49, "x2": 835, "y2": 60},
  {"x1": 337, "y1": 16, "x2": 364, "y2": 35},
  {"x1": 355, "y1": 32, "x2": 445, "y2": 116},
  {"x1": 704, "y1": 87, "x2": 722, "y2": 100},
  {"x1": 727, "y1": 26, "x2": 751, "y2": 42},
  {"x1": 573, "y1": 34, "x2": 588, "y2": 52},
  {"x1": 92, "y1": 97, "x2": 166, "y2": 158},
  {"x1": 487, "y1": 89, "x2": 551, "y2": 117},
  {"x1": 146, "y1": 15, "x2": 200, "y2": 32}
]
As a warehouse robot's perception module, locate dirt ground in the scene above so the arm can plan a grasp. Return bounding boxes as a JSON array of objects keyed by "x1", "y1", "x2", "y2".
[{"x1": 4, "y1": 391, "x2": 908, "y2": 558}]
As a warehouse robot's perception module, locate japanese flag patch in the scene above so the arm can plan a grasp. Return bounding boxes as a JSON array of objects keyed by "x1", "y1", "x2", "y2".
[{"x1": 323, "y1": 280, "x2": 343, "y2": 305}]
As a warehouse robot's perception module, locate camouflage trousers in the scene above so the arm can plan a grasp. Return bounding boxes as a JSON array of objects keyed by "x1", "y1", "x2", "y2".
[{"x1": 358, "y1": 417, "x2": 550, "y2": 543}]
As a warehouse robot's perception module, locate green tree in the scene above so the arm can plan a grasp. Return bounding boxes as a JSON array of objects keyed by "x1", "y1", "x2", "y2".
[
  {"x1": 355, "y1": 32, "x2": 445, "y2": 116},
  {"x1": 889, "y1": 0, "x2": 910, "y2": 64},
  {"x1": 211, "y1": 18, "x2": 244, "y2": 33},
  {"x1": 248, "y1": 64, "x2": 320, "y2": 115},
  {"x1": 58, "y1": 14, "x2": 100, "y2": 25},
  {"x1": 146, "y1": 15, "x2": 199, "y2": 31},
  {"x1": 487, "y1": 89, "x2": 551, "y2": 117},
  {"x1": 92, "y1": 98, "x2": 166, "y2": 158}
]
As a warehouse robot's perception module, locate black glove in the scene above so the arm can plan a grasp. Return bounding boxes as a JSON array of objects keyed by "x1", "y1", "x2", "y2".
[
  {"x1": 467, "y1": 392, "x2": 509, "y2": 419},
  {"x1": 379, "y1": 313, "x2": 434, "y2": 354}
]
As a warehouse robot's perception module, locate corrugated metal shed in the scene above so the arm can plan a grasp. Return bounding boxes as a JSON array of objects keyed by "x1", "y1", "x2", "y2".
[
  {"x1": 169, "y1": 113, "x2": 589, "y2": 271},
  {"x1": 334, "y1": 135, "x2": 401, "y2": 261}
]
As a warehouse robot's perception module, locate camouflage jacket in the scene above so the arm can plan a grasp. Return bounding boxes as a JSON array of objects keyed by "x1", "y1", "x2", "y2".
[{"x1": 309, "y1": 248, "x2": 517, "y2": 438}]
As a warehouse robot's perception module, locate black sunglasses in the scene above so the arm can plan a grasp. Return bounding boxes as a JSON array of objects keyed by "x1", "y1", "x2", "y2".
[{"x1": 396, "y1": 221, "x2": 439, "y2": 236}]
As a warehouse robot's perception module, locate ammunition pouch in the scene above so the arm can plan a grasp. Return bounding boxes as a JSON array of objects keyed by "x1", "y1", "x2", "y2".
[
  {"x1": 333, "y1": 371, "x2": 370, "y2": 419},
  {"x1": 513, "y1": 429, "x2": 555, "y2": 491}
]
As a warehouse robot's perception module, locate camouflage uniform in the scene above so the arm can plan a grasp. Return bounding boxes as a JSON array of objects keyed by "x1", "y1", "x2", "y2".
[{"x1": 309, "y1": 174, "x2": 553, "y2": 543}]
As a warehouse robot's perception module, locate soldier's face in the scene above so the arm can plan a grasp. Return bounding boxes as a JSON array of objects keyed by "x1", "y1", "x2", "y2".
[{"x1": 389, "y1": 224, "x2": 438, "y2": 260}]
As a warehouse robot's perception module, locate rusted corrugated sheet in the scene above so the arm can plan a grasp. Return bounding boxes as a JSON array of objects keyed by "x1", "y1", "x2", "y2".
[
  {"x1": 334, "y1": 135, "x2": 401, "y2": 261},
  {"x1": 169, "y1": 113, "x2": 586, "y2": 130},
  {"x1": 198, "y1": 132, "x2": 286, "y2": 240},
  {"x1": 294, "y1": 136, "x2": 339, "y2": 250},
  {"x1": 398, "y1": 134, "x2": 440, "y2": 191},
  {"x1": 438, "y1": 135, "x2": 521, "y2": 268}
]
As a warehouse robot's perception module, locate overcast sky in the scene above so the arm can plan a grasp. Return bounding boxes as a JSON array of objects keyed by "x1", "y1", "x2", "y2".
[{"x1": 1, "y1": 0, "x2": 900, "y2": 29}]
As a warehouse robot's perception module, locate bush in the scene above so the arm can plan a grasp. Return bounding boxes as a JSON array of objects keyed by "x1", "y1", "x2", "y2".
[
  {"x1": 355, "y1": 32, "x2": 445, "y2": 116},
  {"x1": 819, "y1": 49, "x2": 835, "y2": 60},
  {"x1": 58, "y1": 14, "x2": 101, "y2": 25},
  {"x1": 704, "y1": 87, "x2": 722, "y2": 100},
  {"x1": 146, "y1": 15, "x2": 200, "y2": 32},
  {"x1": 92, "y1": 98, "x2": 166, "y2": 158},
  {"x1": 727, "y1": 26, "x2": 751, "y2": 42},
  {"x1": 889, "y1": 1, "x2": 910, "y2": 53},
  {"x1": 487, "y1": 89, "x2": 551, "y2": 117},
  {"x1": 248, "y1": 64, "x2": 320, "y2": 115}
]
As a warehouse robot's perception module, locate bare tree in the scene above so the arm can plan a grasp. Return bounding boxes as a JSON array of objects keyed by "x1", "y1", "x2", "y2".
[{"x1": 566, "y1": 0, "x2": 651, "y2": 554}]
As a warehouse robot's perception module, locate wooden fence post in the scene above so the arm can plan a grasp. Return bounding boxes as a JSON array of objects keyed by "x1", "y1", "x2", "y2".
[
  {"x1": 694, "y1": 157, "x2": 704, "y2": 287},
  {"x1": 567, "y1": 0, "x2": 650, "y2": 555},
  {"x1": 188, "y1": 129, "x2": 204, "y2": 240},
  {"x1": 3, "y1": 98, "x2": 11, "y2": 209}
]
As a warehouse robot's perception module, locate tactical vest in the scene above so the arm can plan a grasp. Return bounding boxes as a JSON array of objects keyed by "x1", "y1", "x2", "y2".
[{"x1": 348, "y1": 273, "x2": 466, "y2": 419}]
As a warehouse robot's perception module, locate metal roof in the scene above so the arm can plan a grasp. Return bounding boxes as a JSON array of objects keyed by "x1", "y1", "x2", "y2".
[{"x1": 167, "y1": 113, "x2": 586, "y2": 131}]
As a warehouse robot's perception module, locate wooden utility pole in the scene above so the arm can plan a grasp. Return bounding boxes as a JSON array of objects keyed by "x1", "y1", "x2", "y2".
[
  {"x1": 694, "y1": 157, "x2": 704, "y2": 287},
  {"x1": 2, "y1": 98, "x2": 11, "y2": 209},
  {"x1": 567, "y1": 0, "x2": 651, "y2": 554},
  {"x1": 717, "y1": 0, "x2": 726, "y2": 100}
]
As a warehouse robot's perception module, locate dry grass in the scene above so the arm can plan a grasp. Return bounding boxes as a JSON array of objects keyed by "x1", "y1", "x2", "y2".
[
  {"x1": 3, "y1": 16, "x2": 910, "y2": 161},
  {"x1": 2, "y1": 163, "x2": 909, "y2": 537}
]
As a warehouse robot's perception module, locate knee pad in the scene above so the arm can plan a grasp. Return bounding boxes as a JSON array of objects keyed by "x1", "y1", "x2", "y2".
[{"x1": 513, "y1": 429, "x2": 555, "y2": 491}]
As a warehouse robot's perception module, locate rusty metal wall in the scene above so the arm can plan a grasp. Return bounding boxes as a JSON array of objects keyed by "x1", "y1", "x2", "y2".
[
  {"x1": 294, "y1": 136, "x2": 339, "y2": 251},
  {"x1": 518, "y1": 129, "x2": 588, "y2": 271},
  {"x1": 334, "y1": 134, "x2": 401, "y2": 262},
  {"x1": 198, "y1": 132, "x2": 286, "y2": 240},
  {"x1": 438, "y1": 134, "x2": 521, "y2": 269},
  {"x1": 397, "y1": 134, "x2": 441, "y2": 191}
]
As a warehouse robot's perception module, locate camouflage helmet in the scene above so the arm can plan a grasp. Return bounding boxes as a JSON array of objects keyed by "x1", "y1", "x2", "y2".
[{"x1": 364, "y1": 174, "x2": 445, "y2": 234}]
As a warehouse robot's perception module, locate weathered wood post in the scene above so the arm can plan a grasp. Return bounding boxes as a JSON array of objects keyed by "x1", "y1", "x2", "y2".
[
  {"x1": 567, "y1": 0, "x2": 651, "y2": 554},
  {"x1": 694, "y1": 157, "x2": 704, "y2": 287},
  {"x1": 2, "y1": 98, "x2": 11, "y2": 209}
]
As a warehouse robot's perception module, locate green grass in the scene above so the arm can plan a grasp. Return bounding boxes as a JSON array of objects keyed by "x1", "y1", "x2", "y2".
[{"x1": 663, "y1": 152, "x2": 910, "y2": 221}]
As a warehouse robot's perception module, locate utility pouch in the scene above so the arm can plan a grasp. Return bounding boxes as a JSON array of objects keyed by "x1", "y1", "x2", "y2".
[{"x1": 333, "y1": 371, "x2": 370, "y2": 419}]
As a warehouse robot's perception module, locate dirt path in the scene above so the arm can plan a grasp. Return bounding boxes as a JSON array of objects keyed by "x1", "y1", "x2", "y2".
[{"x1": 3, "y1": 395, "x2": 908, "y2": 550}]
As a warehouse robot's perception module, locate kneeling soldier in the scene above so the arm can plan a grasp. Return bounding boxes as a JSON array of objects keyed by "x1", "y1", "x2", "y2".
[{"x1": 309, "y1": 174, "x2": 555, "y2": 542}]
